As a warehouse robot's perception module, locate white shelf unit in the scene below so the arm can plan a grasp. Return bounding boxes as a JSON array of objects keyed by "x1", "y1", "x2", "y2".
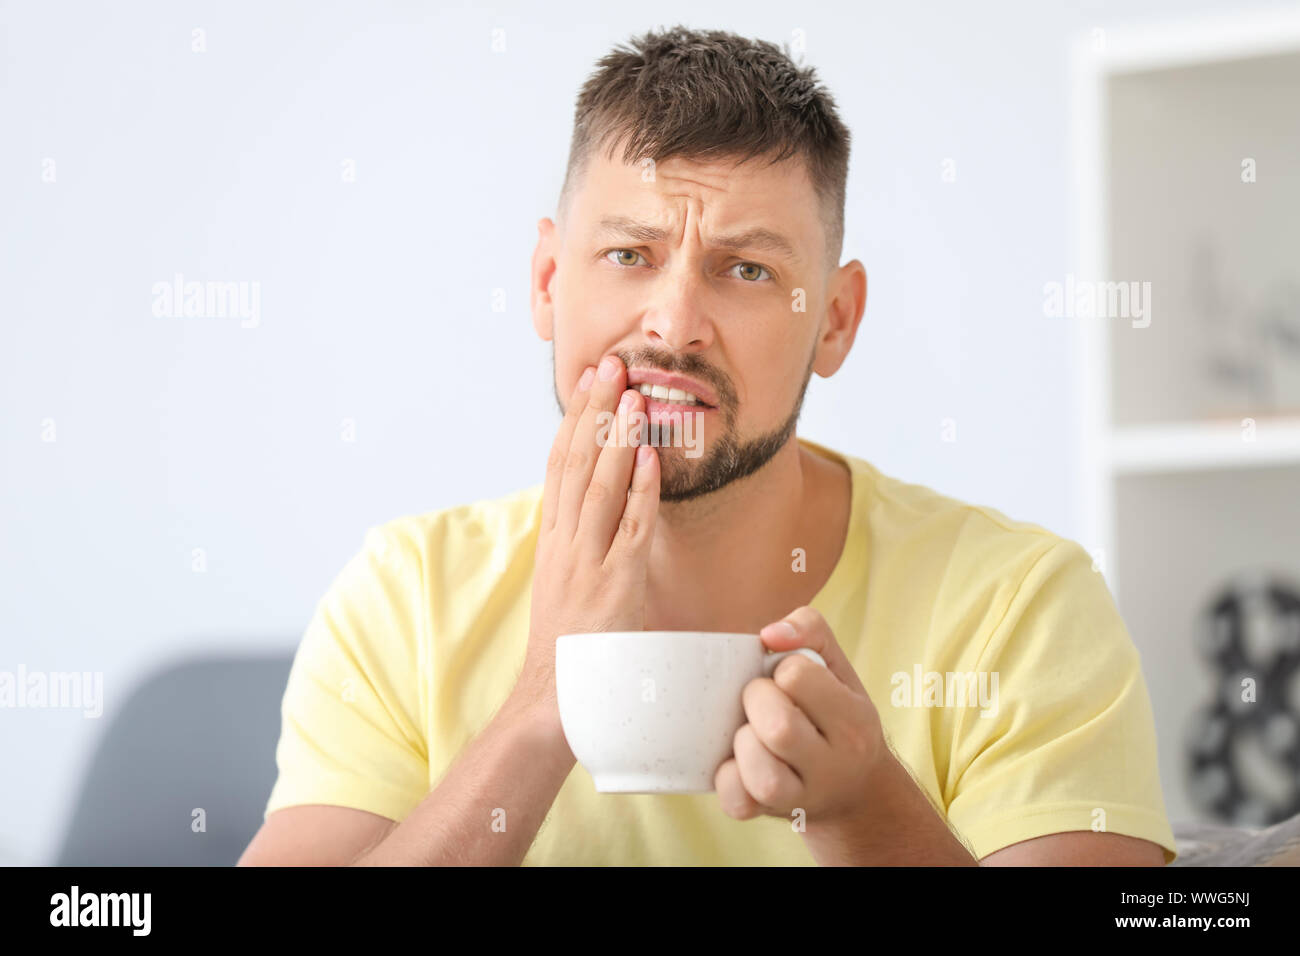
[
  {"x1": 1072, "y1": 14, "x2": 1300, "y2": 827},
  {"x1": 1110, "y1": 418, "x2": 1300, "y2": 474}
]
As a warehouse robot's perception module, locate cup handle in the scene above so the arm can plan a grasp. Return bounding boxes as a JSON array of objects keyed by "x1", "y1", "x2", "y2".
[{"x1": 762, "y1": 647, "x2": 827, "y2": 676}]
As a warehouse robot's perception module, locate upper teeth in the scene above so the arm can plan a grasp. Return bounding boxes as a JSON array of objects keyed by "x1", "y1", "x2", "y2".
[{"x1": 637, "y1": 383, "x2": 701, "y2": 405}]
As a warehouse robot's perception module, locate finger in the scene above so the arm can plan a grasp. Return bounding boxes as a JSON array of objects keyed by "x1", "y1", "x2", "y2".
[
  {"x1": 761, "y1": 608, "x2": 868, "y2": 748},
  {"x1": 602, "y1": 439, "x2": 660, "y2": 569},
  {"x1": 760, "y1": 606, "x2": 868, "y2": 696},
  {"x1": 556, "y1": 355, "x2": 627, "y2": 540},
  {"x1": 741, "y1": 674, "x2": 831, "y2": 766},
  {"x1": 714, "y1": 757, "x2": 762, "y2": 820},
  {"x1": 576, "y1": 387, "x2": 644, "y2": 557},
  {"x1": 542, "y1": 366, "x2": 595, "y2": 533},
  {"x1": 733, "y1": 723, "x2": 803, "y2": 813},
  {"x1": 764, "y1": 653, "x2": 843, "y2": 743}
]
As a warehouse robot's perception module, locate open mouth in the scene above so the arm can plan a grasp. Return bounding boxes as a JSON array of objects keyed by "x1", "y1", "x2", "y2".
[{"x1": 632, "y1": 383, "x2": 715, "y2": 409}]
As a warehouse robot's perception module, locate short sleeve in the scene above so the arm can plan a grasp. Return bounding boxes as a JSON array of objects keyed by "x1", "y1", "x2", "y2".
[
  {"x1": 263, "y1": 525, "x2": 430, "y2": 823},
  {"x1": 944, "y1": 539, "x2": 1179, "y2": 864}
]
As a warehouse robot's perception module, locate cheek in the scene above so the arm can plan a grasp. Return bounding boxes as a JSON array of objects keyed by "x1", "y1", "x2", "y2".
[
  {"x1": 557, "y1": 356, "x2": 589, "y2": 399},
  {"x1": 551, "y1": 315, "x2": 591, "y2": 396},
  {"x1": 553, "y1": 329, "x2": 606, "y2": 398},
  {"x1": 731, "y1": 335, "x2": 805, "y2": 419},
  {"x1": 748, "y1": 388, "x2": 790, "y2": 427},
  {"x1": 553, "y1": 296, "x2": 629, "y2": 396}
]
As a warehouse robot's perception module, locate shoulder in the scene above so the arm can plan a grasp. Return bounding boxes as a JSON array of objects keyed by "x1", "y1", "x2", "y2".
[
  {"x1": 360, "y1": 483, "x2": 545, "y2": 583},
  {"x1": 841, "y1": 448, "x2": 1073, "y2": 585},
  {"x1": 307, "y1": 484, "x2": 544, "y2": 659},
  {"x1": 822, "y1": 445, "x2": 1109, "y2": 661}
]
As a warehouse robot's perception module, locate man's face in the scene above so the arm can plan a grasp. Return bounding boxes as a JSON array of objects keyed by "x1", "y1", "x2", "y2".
[{"x1": 538, "y1": 145, "x2": 831, "y2": 502}]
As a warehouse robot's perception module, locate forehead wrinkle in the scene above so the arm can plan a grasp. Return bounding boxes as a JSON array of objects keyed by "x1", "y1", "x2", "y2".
[{"x1": 593, "y1": 214, "x2": 802, "y2": 267}]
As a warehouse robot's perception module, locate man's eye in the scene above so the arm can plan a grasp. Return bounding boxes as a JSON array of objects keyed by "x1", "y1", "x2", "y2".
[
  {"x1": 730, "y1": 262, "x2": 773, "y2": 282},
  {"x1": 603, "y1": 249, "x2": 771, "y2": 282},
  {"x1": 605, "y1": 249, "x2": 647, "y2": 267}
]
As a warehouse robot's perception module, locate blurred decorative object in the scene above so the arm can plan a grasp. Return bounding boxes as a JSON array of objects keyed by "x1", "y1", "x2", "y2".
[
  {"x1": 1186, "y1": 573, "x2": 1300, "y2": 826},
  {"x1": 1261, "y1": 279, "x2": 1300, "y2": 411},
  {"x1": 1195, "y1": 241, "x2": 1300, "y2": 414}
]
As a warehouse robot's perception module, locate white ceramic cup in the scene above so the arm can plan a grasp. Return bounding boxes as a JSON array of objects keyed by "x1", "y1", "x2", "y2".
[{"x1": 555, "y1": 631, "x2": 828, "y2": 793}]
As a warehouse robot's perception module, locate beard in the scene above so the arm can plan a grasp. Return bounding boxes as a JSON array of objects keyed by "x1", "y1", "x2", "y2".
[{"x1": 551, "y1": 342, "x2": 816, "y2": 503}]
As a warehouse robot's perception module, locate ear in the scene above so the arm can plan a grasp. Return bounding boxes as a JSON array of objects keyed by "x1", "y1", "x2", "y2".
[
  {"x1": 812, "y1": 259, "x2": 867, "y2": 378},
  {"x1": 530, "y1": 217, "x2": 559, "y2": 342}
]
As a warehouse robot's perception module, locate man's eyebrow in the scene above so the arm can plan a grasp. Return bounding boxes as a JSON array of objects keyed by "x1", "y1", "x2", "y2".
[{"x1": 594, "y1": 216, "x2": 801, "y2": 264}]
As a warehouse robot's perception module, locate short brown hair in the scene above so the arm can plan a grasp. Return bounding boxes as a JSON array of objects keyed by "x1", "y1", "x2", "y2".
[{"x1": 557, "y1": 25, "x2": 852, "y2": 271}]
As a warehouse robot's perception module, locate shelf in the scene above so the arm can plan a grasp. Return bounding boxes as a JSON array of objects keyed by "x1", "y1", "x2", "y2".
[
  {"x1": 1109, "y1": 418, "x2": 1300, "y2": 474},
  {"x1": 1074, "y1": 12, "x2": 1300, "y2": 828}
]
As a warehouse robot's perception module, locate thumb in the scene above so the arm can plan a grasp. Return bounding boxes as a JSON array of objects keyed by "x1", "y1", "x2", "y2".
[{"x1": 759, "y1": 606, "x2": 866, "y2": 695}]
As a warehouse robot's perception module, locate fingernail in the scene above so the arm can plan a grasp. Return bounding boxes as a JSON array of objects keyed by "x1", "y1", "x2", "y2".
[
  {"x1": 578, "y1": 367, "x2": 595, "y2": 391},
  {"x1": 618, "y1": 389, "x2": 636, "y2": 412},
  {"x1": 598, "y1": 356, "x2": 620, "y2": 382},
  {"x1": 764, "y1": 621, "x2": 797, "y2": 640},
  {"x1": 636, "y1": 444, "x2": 655, "y2": 466}
]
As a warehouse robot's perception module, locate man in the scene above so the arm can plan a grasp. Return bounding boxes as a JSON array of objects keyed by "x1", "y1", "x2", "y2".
[{"x1": 239, "y1": 25, "x2": 1177, "y2": 866}]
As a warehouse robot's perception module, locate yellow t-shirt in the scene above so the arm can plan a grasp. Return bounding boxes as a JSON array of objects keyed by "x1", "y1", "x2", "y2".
[{"x1": 264, "y1": 436, "x2": 1179, "y2": 864}]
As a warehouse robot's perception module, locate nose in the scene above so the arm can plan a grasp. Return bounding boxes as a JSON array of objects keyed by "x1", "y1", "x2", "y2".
[{"x1": 639, "y1": 274, "x2": 715, "y2": 352}]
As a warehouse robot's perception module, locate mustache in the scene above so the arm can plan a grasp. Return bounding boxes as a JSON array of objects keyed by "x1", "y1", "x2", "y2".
[{"x1": 614, "y1": 346, "x2": 735, "y2": 408}]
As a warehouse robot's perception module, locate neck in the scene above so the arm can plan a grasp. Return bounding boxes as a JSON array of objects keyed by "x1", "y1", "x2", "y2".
[{"x1": 644, "y1": 437, "x2": 850, "y2": 633}]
